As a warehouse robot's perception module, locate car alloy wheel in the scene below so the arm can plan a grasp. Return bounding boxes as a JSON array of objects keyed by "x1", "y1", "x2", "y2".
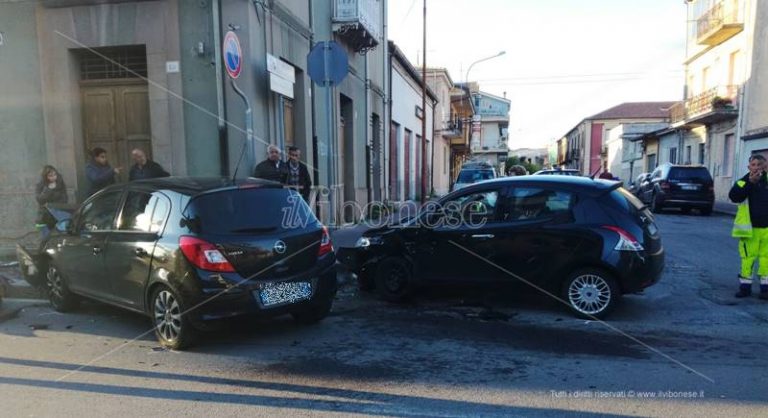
[
  {"x1": 151, "y1": 286, "x2": 196, "y2": 350},
  {"x1": 46, "y1": 265, "x2": 78, "y2": 312},
  {"x1": 563, "y1": 268, "x2": 619, "y2": 319},
  {"x1": 153, "y1": 289, "x2": 183, "y2": 343}
]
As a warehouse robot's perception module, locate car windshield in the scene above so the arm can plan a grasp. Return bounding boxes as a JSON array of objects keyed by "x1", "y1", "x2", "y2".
[
  {"x1": 185, "y1": 188, "x2": 316, "y2": 234},
  {"x1": 669, "y1": 167, "x2": 712, "y2": 181},
  {"x1": 456, "y1": 170, "x2": 494, "y2": 183}
]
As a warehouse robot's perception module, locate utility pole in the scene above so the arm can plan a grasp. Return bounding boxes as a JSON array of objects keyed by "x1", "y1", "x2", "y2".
[{"x1": 421, "y1": 0, "x2": 428, "y2": 204}]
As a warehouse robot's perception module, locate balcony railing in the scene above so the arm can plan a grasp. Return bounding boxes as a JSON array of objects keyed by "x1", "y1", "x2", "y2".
[
  {"x1": 696, "y1": 0, "x2": 743, "y2": 45},
  {"x1": 673, "y1": 85, "x2": 739, "y2": 126},
  {"x1": 441, "y1": 120, "x2": 463, "y2": 139},
  {"x1": 333, "y1": 0, "x2": 382, "y2": 53}
]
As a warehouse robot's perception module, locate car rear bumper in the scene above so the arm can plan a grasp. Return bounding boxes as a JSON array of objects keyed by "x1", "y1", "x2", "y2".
[
  {"x1": 186, "y1": 257, "x2": 338, "y2": 325},
  {"x1": 615, "y1": 249, "x2": 665, "y2": 293},
  {"x1": 657, "y1": 193, "x2": 714, "y2": 208}
]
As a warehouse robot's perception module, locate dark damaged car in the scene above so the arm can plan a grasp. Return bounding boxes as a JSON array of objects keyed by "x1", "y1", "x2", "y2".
[
  {"x1": 338, "y1": 176, "x2": 664, "y2": 319},
  {"x1": 17, "y1": 177, "x2": 337, "y2": 349}
]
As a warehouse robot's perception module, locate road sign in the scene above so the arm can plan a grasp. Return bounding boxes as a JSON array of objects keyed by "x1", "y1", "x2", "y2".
[
  {"x1": 307, "y1": 41, "x2": 348, "y2": 86},
  {"x1": 223, "y1": 31, "x2": 242, "y2": 79}
]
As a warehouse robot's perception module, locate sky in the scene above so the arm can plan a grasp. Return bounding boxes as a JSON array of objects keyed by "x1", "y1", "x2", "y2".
[{"x1": 387, "y1": 0, "x2": 688, "y2": 150}]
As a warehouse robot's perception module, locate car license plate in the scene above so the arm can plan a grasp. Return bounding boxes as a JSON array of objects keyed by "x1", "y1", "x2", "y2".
[
  {"x1": 681, "y1": 184, "x2": 700, "y2": 191},
  {"x1": 257, "y1": 281, "x2": 312, "y2": 307}
]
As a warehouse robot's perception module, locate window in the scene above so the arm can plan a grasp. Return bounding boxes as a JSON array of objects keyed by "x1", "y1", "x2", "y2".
[
  {"x1": 79, "y1": 191, "x2": 122, "y2": 231},
  {"x1": 669, "y1": 147, "x2": 678, "y2": 164},
  {"x1": 118, "y1": 192, "x2": 170, "y2": 233},
  {"x1": 442, "y1": 190, "x2": 499, "y2": 225},
  {"x1": 723, "y1": 134, "x2": 734, "y2": 176},
  {"x1": 685, "y1": 145, "x2": 692, "y2": 164},
  {"x1": 119, "y1": 192, "x2": 154, "y2": 231},
  {"x1": 504, "y1": 187, "x2": 573, "y2": 222},
  {"x1": 699, "y1": 143, "x2": 705, "y2": 164},
  {"x1": 647, "y1": 154, "x2": 657, "y2": 172}
]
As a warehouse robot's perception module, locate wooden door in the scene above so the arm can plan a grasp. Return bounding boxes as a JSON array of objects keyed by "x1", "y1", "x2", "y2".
[{"x1": 82, "y1": 82, "x2": 151, "y2": 180}]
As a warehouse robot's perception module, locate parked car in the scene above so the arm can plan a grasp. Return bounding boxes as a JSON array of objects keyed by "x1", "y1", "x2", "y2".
[
  {"x1": 338, "y1": 176, "x2": 664, "y2": 319},
  {"x1": 452, "y1": 162, "x2": 496, "y2": 192},
  {"x1": 16, "y1": 177, "x2": 337, "y2": 349},
  {"x1": 533, "y1": 168, "x2": 581, "y2": 176},
  {"x1": 629, "y1": 173, "x2": 651, "y2": 197},
  {"x1": 638, "y1": 163, "x2": 714, "y2": 215}
]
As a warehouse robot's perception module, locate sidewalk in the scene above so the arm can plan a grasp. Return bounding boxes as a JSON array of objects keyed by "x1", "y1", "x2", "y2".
[{"x1": 714, "y1": 200, "x2": 737, "y2": 216}]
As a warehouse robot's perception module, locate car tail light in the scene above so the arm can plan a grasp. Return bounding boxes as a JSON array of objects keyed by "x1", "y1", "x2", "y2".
[
  {"x1": 602, "y1": 225, "x2": 644, "y2": 252},
  {"x1": 708, "y1": 185, "x2": 714, "y2": 192},
  {"x1": 660, "y1": 181, "x2": 670, "y2": 191},
  {"x1": 318, "y1": 226, "x2": 334, "y2": 257},
  {"x1": 179, "y1": 236, "x2": 236, "y2": 272}
]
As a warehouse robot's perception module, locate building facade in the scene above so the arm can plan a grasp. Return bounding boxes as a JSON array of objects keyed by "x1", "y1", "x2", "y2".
[
  {"x1": 0, "y1": 0, "x2": 388, "y2": 251},
  {"x1": 388, "y1": 42, "x2": 436, "y2": 203}
]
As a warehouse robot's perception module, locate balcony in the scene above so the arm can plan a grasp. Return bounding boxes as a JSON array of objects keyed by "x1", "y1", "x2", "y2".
[
  {"x1": 333, "y1": 0, "x2": 382, "y2": 53},
  {"x1": 675, "y1": 85, "x2": 739, "y2": 127},
  {"x1": 696, "y1": 0, "x2": 743, "y2": 46},
  {"x1": 441, "y1": 120, "x2": 463, "y2": 139}
]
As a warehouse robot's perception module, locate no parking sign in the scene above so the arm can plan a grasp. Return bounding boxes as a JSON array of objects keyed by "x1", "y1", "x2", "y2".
[{"x1": 223, "y1": 31, "x2": 242, "y2": 79}]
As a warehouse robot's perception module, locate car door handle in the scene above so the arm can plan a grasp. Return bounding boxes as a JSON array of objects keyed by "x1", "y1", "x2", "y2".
[
  {"x1": 134, "y1": 247, "x2": 148, "y2": 257},
  {"x1": 471, "y1": 234, "x2": 495, "y2": 239},
  {"x1": 92, "y1": 246, "x2": 102, "y2": 255}
]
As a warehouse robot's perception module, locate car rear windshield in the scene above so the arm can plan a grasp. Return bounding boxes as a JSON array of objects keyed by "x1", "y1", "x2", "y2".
[
  {"x1": 457, "y1": 169, "x2": 495, "y2": 183},
  {"x1": 669, "y1": 167, "x2": 712, "y2": 181},
  {"x1": 186, "y1": 188, "x2": 317, "y2": 234}
]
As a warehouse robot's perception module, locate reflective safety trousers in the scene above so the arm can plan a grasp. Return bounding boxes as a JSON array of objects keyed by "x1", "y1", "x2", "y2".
[{"x1": 738, "y1": 227, "x2": 768, "y2": 279}]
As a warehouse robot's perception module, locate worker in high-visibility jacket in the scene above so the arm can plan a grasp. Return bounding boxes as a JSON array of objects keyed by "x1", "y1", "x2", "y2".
[{"x1": 729, "y1": 154, "x2": 768, "y2": 299}]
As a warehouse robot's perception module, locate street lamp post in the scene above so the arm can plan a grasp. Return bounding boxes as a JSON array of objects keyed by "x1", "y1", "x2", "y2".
[{"x1": 463, "y1": 51, "x2": 505, "y2": 155}]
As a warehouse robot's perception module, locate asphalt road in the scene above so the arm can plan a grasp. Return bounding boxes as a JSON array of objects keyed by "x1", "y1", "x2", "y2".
[{"x1": 0, "y1": 211, "x2": 766, "y2": 417}]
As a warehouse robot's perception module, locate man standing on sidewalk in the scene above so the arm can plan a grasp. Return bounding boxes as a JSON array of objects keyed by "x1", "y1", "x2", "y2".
[{"x1": 729, "y1": 154, "x2": 768, "y2": 300}]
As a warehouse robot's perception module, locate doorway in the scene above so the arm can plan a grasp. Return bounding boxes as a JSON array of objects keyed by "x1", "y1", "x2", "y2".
[{"x1": 78, "y1": 46, "x2": 151, "y2": 183}]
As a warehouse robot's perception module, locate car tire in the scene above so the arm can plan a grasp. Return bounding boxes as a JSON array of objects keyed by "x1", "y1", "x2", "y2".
[
  {"x1": 651, "y1": 193, "x2": 663, "y2": 213},
  {"x1": 561, "y1": 268, "x2": 620, "y2": 319},
  {"x1": 151, "y1": 285, "x2": 196, "y2": 350},
  {"x1": 700, "y1": 206, "x2": 713, "y2": 216},
  {"x1": 46, "y1": 265, "x2": 79, "y2": 312},
  {"x1": 291, "y1": 295, "x2": 334, "y2": 325},
  {"x1": 374, "y1": 256, "x2": 414, "y2": 302}
]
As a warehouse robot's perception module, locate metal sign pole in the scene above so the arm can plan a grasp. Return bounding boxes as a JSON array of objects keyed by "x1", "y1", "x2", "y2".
[
  {"x1": 323, "y1": 42, "x2": 336, "y2": 226},
  {"x1": 230, "y1": 79, "x2": 254, "y2": 174}
]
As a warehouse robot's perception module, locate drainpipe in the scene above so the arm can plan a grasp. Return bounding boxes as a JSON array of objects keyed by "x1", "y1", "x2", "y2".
[
  {"x1": 382, "y1": 3, "x2": 390, "y2": 202},
  {"x1": 212, "y1": 0, "x2": 229, "y2": 175},
  {"x1": 309, "y1": 0, "x2": 319, "y2": 212},
  {"x1": 365, "y1": 52, "x2": 371, "y2": 204}
]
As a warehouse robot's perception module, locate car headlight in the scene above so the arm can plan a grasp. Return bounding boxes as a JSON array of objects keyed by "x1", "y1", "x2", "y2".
[{"x1": 355, "y1": 236, "x2": 382, "y2": 248}]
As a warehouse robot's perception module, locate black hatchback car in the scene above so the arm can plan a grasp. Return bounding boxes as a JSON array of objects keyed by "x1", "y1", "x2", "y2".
[
  {"x1": 638, "y1": 163, "x2": 714, "y2": 215},
  {"x1": 338, "y1": 176, "x2": 664, "y2": 319},
  {"x1": 17, "y1": 177, "x2": 337, "y2": 349}
]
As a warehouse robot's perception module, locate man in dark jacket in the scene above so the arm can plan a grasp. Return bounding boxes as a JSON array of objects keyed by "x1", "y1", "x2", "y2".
[
  {"x1": 253, "y1": 145, "x2": 287, "y2": 183},
  {"x1": 85, "y1": 147, "x2": 120, "y2": 196},
  {"x1": 285, "y1": 146, "x2": 313, "y2": 202},
  {"x1": 729, "y1": 154, "x2": 768, "y2": 300},
  {"x1": 129, "y1": 148, "x2": 170, "y2": 181}
]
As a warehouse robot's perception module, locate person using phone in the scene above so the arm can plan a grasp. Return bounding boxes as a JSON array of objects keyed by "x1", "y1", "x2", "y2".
[{"x1": 729, "y1": 154, "x2": 768, "y2": 300}]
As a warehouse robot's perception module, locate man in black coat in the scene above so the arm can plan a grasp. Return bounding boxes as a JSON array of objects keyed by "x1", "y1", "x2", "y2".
[
  {"x1": 253, "y1": 145, "x2": 287, "y2": 183},
  {"x1": 285, "y1": 146, "x2": 313, "y2": 202},
  {"x1": 129, "y1": 148, "x2": 170, "y2": 181}
]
